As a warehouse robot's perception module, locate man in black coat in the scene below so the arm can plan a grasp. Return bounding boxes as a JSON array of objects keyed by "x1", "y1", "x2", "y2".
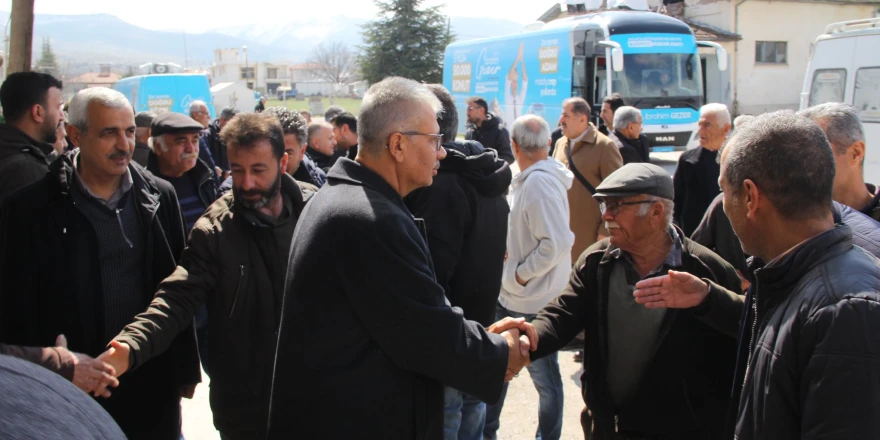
[
  {"x1": 0, "y1": 71, "x2": 65, "y2": 204},
  {"x1": 202, "y1": 107, "x2": 237, "y2": 174},
  {"x1": 609, "y1": 106, "x2": 651, "y2": 164},
  {"x1": 634, "y1": 111, "x2": 880, "y2": 439},
  {"x1": 465, "y1": 96, "x2": 515, "y2": 164},
  {"x1": 405, "y1": 84, "x2": 512, "y2": 438},
  {"x1": 269, "y1": 77, "x2": 533, "y2": 439},
  {"x1": 520, "y1": 163, "x2": 742, "y2": 439},
  {"x1": 673, "y1": 104, "x2": 731, "y2": 236},
  {"x1": 0, "y1": 88, "x2": 200, "y2": 440}
]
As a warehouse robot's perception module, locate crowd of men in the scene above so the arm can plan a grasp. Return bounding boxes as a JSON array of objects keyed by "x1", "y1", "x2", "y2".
[{"x1": 0, "y1": 69, "x2": 877, "y2": 440}]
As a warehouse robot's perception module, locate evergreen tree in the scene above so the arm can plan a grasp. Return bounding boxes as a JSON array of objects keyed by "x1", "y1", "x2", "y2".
[
  {"x1": 34, "y1": 38, "x2": 60, "y2": 78},
  {"x1": 359, "y1": 0, "x2": 454, "y2": 85}
]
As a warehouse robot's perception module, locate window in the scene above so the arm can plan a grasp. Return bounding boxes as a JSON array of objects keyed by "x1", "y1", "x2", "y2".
[
  {"x1": 755, "y1": 41, "x2": 787, "y2": 64},
  {"x1": 572, "y1": 57, "x2": 587, "y2": 99},
  {"x1": 809, "y1": 69, "x2": 846, "y2": 107},
  {"x1": 267, "y1": 68, "x2": 278, "y2": 79},
  {"x1": 854, "y1": 67, "x2": 880, "y2": 122},
  {"x1": 241, "y1": 67, "x2": 255, "y2": 80}
]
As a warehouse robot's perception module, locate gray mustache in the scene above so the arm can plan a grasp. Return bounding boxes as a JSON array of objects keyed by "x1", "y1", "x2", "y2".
[{"x1": 108, "y1": 151, "x2": 130, "y2": 160}]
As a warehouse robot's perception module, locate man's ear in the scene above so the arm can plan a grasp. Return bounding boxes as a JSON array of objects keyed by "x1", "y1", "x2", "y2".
[
  {"x1": 387, "y1": 132, "x2": 406, "y2": 163},
  {"x1": 31, "y1": 104, "x2": 45, "y2": 124},
  {"x1": 848, "y1": 141, "x2": 866, "y2": 168},
  {"x1": 743, "y1": 178, "x2": 760, "y2": 219},
  {"x1": 68, "y1": 124, "x2": 83, "y2": 147}
]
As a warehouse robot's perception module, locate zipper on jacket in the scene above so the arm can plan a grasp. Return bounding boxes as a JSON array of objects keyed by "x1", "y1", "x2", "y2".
[
  {"x1": 115, "y1": 208, "x2": 134, "y2": 248},
  {"x1": 229, "y1": 264, "x2": 244, "y2": 319},
  {"x1": 741, "y1": 278, "x2": 759, "y2": 394}
]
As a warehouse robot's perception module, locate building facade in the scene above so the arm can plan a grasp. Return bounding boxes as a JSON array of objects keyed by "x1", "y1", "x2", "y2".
[{"x1": 211, "y1": 48, "x2": 291, "y2": 96}]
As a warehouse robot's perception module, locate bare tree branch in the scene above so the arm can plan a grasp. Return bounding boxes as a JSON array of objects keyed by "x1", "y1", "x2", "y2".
[{"x1": 306, "y1": 41, "x2": 358, "y2": 84}]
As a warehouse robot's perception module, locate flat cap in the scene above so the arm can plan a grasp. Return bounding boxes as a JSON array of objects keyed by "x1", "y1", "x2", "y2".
[
  {"x1": 135, "y1": 111, "x2": 156, "y2": 128},
  {"x1": 593, "y1": 163, "x2": 674, "y2": 200},
  {"x1": 151, "y1": 112, "x2": 204, "y2": 136}
]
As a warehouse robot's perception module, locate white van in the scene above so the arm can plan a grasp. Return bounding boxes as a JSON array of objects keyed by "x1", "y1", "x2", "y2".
[{"x1": 800, "y1": 18, "x2": 880, "y2": 183}]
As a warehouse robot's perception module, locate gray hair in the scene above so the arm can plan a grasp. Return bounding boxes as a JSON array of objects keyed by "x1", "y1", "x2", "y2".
[
  {"x1": 189, "y1": 100, "x2": 208, "y2": 115},
  {"x1": 67, "y1": 87, "x2": 132, "y2": 132},
  {"x1": 358, "y1": 77, "x2": 442, "y2": 156},
  {"x1": 613, "y1": 106, "x2": 642, "y2": 132},
  {"x1": 510, "y1": 115, "x2": 550, "y2": 154},
  {"x1": 798, "y1": 102, "x2": 864, "y2": 155},
  {"x1": 264, "y1": 106, "x2": 308, "y2": 146},
  {"x1": 151, "y1": 135, "x2": 168, "y2": 152},
  {"x1": 721, "y1": 110, "x2": 834, "y2": 221},
  {"x1": 701, "y1": 103, "x2": 731, "y2": 126},
  {"x1": 733, "y1": 114, "x2": 754, "y2": 128},
  {"x1": 637, "y1": 198, "x2": 675, "y2": 228}
]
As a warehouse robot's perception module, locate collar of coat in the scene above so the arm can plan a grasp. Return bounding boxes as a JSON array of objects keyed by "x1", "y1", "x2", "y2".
[
  {"x1": 750, "y1": 224, "x2": 852, "y2": 295},
  {"x1": 326, "y1": 157, "x2": 410, "y2": 214},
  {"x1": 565, "y1": 123, "x2": 600, "y2": 153}
]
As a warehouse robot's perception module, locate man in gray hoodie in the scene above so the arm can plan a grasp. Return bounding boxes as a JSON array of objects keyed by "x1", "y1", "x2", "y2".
[{"x1": 484, "y1": 114, "x2": 574, "y2": 440}]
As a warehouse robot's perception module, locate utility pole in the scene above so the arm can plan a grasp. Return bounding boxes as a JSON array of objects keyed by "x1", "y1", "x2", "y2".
[{"x1": 8, "y1": 0, "x2": 35, "y2": 74}]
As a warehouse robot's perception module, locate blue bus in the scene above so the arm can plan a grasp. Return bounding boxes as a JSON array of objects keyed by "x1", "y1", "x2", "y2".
[
  {"x1": 114, "y1": 73, "x2": 215, "y2": 119},
  {"x1": 443, "y1": 10, "x2": 727, "y2": 151}
]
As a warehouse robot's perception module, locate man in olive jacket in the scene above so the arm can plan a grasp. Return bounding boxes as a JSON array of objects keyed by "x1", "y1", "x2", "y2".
[
  {"x1": 269, "y1": 77, "x2": 532, "y2": 440},
  {"x1": 524, "y1": 163, "x2": 741, "y2": 439},
  {"x1": 100, "y1": 113, "x2": 317, "y2": 439}
]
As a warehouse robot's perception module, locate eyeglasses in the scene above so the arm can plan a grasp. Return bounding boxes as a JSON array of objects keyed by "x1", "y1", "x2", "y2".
[
  {"x1": 466, "y1": 107, "x2": 477, "y2": 111},
  {"x1": 400, "y1": 131, "x2": 444, "y2": 151},
  {"x1": 598, "y1": 199, "x2": 656, "y2": 215}
]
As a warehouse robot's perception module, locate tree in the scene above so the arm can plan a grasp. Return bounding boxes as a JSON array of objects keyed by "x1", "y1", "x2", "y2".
[
  {"x1": 34, "y1": 38, "x2": 60, "y2": 77},
  {"x1": 307, "y1": 41, "x2": 358, "y2": 85},
  {"x1": 359, "y1": 0, "x2": 454, "y2": 85}
]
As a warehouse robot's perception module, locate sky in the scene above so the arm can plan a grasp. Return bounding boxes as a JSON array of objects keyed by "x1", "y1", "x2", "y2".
[{"x1": 29, "y1": 0, "x2": 553, "y2": 32}]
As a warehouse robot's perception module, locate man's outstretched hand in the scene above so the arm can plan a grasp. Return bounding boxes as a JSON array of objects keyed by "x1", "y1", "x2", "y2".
[
  {"x1": 633, "y1": 270, "x2": 709, "y2": 309},
  {"x1": 56, "y1": 334, "x2": 119, "y2": 398},
  {"x1": 489, "y1": 317, "x2": 539, "y2": 381},
  {"x1": 96, "y1": 340, "x2": 132, "y2": 379}
]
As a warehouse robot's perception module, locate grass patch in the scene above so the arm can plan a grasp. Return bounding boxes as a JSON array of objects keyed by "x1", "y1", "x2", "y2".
[{"x1": 266, "y1": 97, "x2": 362, "y2": 120}]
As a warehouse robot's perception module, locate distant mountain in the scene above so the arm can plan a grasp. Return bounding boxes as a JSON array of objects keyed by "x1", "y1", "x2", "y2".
[
  {"x1": 208, "y1": 15, "x2": 527, "y2": 58},
  {"x1": 0, "y1": 12, "x2": 526, "y2": 76}
]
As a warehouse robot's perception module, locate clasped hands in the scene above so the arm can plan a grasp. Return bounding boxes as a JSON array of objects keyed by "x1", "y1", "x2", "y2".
[{"x1": 487, "y1": 317, "x2": 538, "y2": 382}]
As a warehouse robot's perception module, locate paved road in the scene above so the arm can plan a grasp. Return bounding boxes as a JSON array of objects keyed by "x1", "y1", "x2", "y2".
[{"x1": 181, "y1": 151, "x2": 684, "y2": 439}]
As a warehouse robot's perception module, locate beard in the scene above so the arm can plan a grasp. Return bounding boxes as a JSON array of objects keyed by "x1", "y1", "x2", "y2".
[
  {"x1": 42, "y1": 119, "x2": 59, "y2": 144},
  {"x1": 234, "y1": 169, "x2": 283, "y2": 210}
]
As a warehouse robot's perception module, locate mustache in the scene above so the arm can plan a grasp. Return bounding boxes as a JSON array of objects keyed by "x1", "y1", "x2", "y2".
[
  {"x1": 605, "y1": 221, "x2": 620, "y2": 229},
  {"x1": 179, "y1": 152, "x2": 198, "y2": 160},
  {"x1": 108, "y1": 150, "x2": 130, "y2": 160}
]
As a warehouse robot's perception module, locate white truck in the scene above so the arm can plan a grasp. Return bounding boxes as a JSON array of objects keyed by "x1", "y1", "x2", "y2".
[{"x1": 800, "y1": 18, "x2": 880, "y2": 183}]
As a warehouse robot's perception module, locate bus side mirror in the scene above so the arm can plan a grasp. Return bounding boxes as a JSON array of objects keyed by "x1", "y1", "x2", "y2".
[
  {"x1": 697, "y1": 41, "x2": 728, "y2": 71},
  {"x1": 597, "y1": 41, "x2": 625, "y2": 72},
  {"x1": 611, "y1": 48, "x2": 624, "y2": 72}
]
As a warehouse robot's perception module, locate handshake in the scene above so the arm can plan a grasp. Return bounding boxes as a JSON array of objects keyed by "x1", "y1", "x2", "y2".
[{"x1": 487, "y1": 317, "x2": 538, "y2": 382}]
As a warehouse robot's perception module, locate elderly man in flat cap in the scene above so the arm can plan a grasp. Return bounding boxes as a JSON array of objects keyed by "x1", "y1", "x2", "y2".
[
  {"x1": 148, "y1": 112, "x2": 219, "y2": 233},
  {"x1": 519, "y1": 163, "x2": 742, "y2": 440}
]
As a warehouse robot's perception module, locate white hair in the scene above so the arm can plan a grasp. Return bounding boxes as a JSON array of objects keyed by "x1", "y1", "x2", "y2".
[
  {"x1": 67, "y1": 87, "x2": 132, "y2": 132},
  {"x1": 613, "y1": 106, "x2": 642, "y2": 132},
  {"x1": 149, "y1": 135, "x2": 169, "y2": 152},
  {"x1": 510, "y1": 114, "x2": 550, "y2": 153},
  {"x1": 189, "y1": 100, "x2": 208, "y2": 115},
  {"x1": 700, "y1": 103, "x2": 731, "y2": 126},
  {"x1": 637, "y1": 198, "x2": 675, "y2": 228},
  {"x1": 358, "y1": 77, "x2": 442, "y2": 156}
]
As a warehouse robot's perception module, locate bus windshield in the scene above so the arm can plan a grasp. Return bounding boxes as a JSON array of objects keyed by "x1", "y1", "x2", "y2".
[{"x1": 612, "y1": 52, "x2": 703, "y2": 101}]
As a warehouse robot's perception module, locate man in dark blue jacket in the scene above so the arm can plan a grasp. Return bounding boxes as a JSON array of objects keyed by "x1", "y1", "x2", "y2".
[
  {"x1": 633, "y1": 110, "x2": 880, "y2": 439},
  {"x1": 269, "y1": 77, "x2": 533, "y2": 439}
]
